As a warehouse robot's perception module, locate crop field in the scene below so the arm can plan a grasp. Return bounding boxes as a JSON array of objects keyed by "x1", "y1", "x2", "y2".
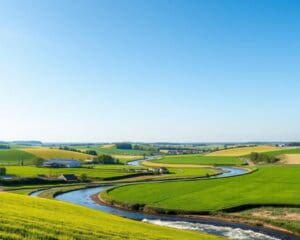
[
  {"x1": 155, "y1": 154, "x2": 244, "y2": 165},
  {"x1": 0, "y1": 193, "x2": 220, "y2": 240},
  {"x1": 0, "y1": 149, "x2": 37, "y2": 165},
  {"x1": 22, "y1": 147, "x2": 93, "y2": 160},
  {"x1": 103, "y1": 166, "x2": 300, "y2": 213},
  {"x1": 4, "y1": 165, "x2": 142, "y2": 180},
  {"x1": 207, "y1": 146, "x2": 280, "y2": 156}
]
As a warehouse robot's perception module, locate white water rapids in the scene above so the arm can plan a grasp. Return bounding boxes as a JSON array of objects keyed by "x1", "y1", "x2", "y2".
[{"x1": 142, "y1": 219, "x2": 281, "y2": 240}]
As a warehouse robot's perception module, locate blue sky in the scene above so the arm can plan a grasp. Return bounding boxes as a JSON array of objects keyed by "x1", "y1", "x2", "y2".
[{"x1": 0, "y1": 0, "x2": 300, "y2": 142}]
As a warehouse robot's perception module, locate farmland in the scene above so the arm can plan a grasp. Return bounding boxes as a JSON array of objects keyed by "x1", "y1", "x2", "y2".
[
  {"x1": 0, "y1": 149, "x2": 37, "y2": 165},
  {"x1": 72, "y1": 144, "x2": 151, "y2": 156},
  {"x1": 102, "y1": 166, "x2": 300, "y2": 213},
  {"x1": 155, "y1": 154, "x2": 244, "y2": 165},
  {"x1": 22, "y1": 147, "x2": 93, "y2": 160},
  {"x1": 0, "y1": 192, "x2": 220, "y2": 240},
  {"x1": 208, "y1": 146, "x2": 280, "y2": 156},
  {"x1": 4, "y1": 165, "x2": 142, "y2": 180}
]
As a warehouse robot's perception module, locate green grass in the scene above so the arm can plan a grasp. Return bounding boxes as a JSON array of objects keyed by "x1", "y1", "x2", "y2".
[
  {"x1": 5, "y1": 165, "x2": 142, "y2": 180},
  {"x1": 264, "y1": 148, "x2": 300, "y2": 157},
  {"x1": 0, "y1": 193, "x2": 221, "y2": 240},
  {"x1": 0, "y1": 149, "x2": 37, "y2": 165},
  {"x1": 155, "y1": 154, "x2": 245, "y2": 165},
  {"x1": 103, "y1": 166, "x2": 300, "y2": 212}
]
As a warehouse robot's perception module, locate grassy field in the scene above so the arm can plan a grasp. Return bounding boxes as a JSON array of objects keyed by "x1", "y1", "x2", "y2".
[
  {"x1": 0, "y1": 193, "x2": 221, "y2": 240},
  {"x1": 0, "y1": 149, "x2": 38, "y2": 165},
  {"x1": 102, "y1": 166, "x2": 300, "y2": 212},
  {"x1": 155, "y1": 154, "x2": 245, "y2": 165},
  {"x1": 208, "y1": 146, "x2": 279, "y2": 156},
  {"x1": 22, "y1": 147, "x2": 93, "y2": 160},
  {"x1": 4, "y1": 165, "x2": 142, "y2": 180}
]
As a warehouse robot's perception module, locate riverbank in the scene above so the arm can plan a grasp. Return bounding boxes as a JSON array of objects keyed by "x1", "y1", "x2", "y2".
[{"x1": 96, "y1": 191, "x2": 300, "y2": 238}]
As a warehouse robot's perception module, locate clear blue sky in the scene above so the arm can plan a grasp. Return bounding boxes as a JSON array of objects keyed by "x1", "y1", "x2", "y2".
[{"x1": 0, "y1": 0, "x2": 299, "y2": 142}]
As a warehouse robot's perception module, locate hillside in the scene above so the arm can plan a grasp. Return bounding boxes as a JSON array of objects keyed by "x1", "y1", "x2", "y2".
[{"x1": 0, "y1": 193, "x2": 220, "y2": 240}]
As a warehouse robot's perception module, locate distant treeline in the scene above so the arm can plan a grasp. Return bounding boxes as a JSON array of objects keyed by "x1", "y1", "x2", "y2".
[
  {"x1": 288, "y1": 142, "x2": 300, "y2": 146},
  {"x1": 0, "y1": 145, "x2": 10, "y2": 149},
  {"x1": 58, "y1": 146, "x2": 97, "y2": 156}
]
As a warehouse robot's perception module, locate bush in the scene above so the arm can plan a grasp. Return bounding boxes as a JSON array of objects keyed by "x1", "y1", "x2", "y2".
[
  {"x1": 0, "y1": 167, "x2": 6, "y2": 176},
  {"x1": 115, "y1": 143, "x2": 132, "y2": 150},
  {"x1": 249, "y1": 152, "x2": 279, "y2": 164},
  {"x1": 95, "y1": 154, "x2": 120, "y2": 164}
]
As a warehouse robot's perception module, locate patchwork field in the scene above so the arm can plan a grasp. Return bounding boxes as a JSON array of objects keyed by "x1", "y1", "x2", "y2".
[
  {"x1": 0, "y1": 149, "x2": 37, "y2": 165},
  {"x1": 4, "y1": 165, "x2": 141, "y2": 180},
  {"x1": 102, "y1": 166, "x2": 300, "y2": 213},
  {"x1": 0, "y1": 193, "x2": 220, "y2": 240},
  {"x1": 22, "y1": 147, "x2": 93, "y2": 160},
  {"x1": 154, "y1": 154, "x2": 244, "y2": 165},
  {"x1": 208, "y1": 146, "x2": 279, "y2": 156}
]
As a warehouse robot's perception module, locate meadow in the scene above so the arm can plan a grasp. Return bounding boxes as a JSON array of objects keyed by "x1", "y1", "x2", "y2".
[
  {"x1": 102, "y1": 166, "x2": 300, "y2": 213},
  {"x1": 0, "y1": 149, "x2": 37, "y2": 165},
  {"x1": 4, "y1": 165, "x2": 142, "y2": 180},
  {"x1": 155, "y1": 154, "x2": 244, "y2": 165},
  {"x1": 0, "y1": 192, "x2": 221, "y2": 240},
  {"x1": 207, "y1": 146, "x2": 279, "y2": 156}
]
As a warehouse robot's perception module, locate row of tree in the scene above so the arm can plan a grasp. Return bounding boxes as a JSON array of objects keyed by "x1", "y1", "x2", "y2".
[{"x1": 249, "y1": 152, "x2": 279, "y2": 164}]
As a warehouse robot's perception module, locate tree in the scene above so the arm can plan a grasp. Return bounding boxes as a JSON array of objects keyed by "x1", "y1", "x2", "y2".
[
  {"x1": 95, "y1": 154, "x2": 120, "y2": 164},
  {"x1": 79, "y1": 173, "x2": 89, "y2": 182},
  {"x1": 34, "y1": 158, "x2": 44, "y2": 167},
  {"x1": 85, "y1": 150, "x2": 98, "y2": 156},
  {"x1": 0, "y1": 167, "x2": 6, "y2": 176},
  {"x1": 115, "y1": 143, "x2": 132, "y2": 150}
]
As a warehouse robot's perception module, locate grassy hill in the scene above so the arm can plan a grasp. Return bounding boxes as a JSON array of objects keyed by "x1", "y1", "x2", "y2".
[
  {"x1": 0, "y1": 149, "x2": 37, "y2": 165},
  {"x1": 207, "y1": 146, "x2": 279, "y2": 156},
  {"x1": 22, "y1": 147, "x2": 93, "y2": 160},
  {"x1": 102, "y1": 166, "x2": 300, "y2": 213},
  {"x1": 0, "y1": 192, "x2": 221, "y2": 240},
  {"x1": 264, "y1": 148, "x2": 300, "y2": 157},
  {"x1": 155, "y1": 154, "x2": 244, "y2": 165}
]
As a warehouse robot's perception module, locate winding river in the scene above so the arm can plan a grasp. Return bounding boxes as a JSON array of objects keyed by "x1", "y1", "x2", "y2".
[{"x1": 32, "y1": 159, "x2": 299, "y2": 240}]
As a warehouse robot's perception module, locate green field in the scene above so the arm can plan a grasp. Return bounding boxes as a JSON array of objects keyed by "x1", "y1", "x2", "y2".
[
  {"x1": 0, "y1": 193, "x2": 220, "y2": 240},
  {"x1": 102, "y1": 166, "x2": 300, "y2": 212},
  {"x1": 4, "y1": 165, "x2": 142, "y2": 180},
  {"x1": 0, "y1": 149, "x2": 37, "y2": 165},
  {"x1": 155, "y1": 154, "x2": 245, "y2": 165}
]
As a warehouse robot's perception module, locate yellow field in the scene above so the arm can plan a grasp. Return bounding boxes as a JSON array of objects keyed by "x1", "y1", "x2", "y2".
[
  {"x1": 208, "y1": 146, "x2": 279, "y2": 156},
  {"x1": 280, "y1": 154, "x2": 300, "y2": 164},
  {"x1": 22, "y1": 147, "x2": 93, "y2": 160},
  {"x1": 102, "y1": 144, "x2": 115, "y2": 148},
  {"x1": 0, "y1": 192, "x2": 220, "y2": 240}
]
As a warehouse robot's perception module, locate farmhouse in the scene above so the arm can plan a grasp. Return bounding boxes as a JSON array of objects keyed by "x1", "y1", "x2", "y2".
[
  {"x1": 42, "y1": 159, "x2": 81, "y2": 168},
  {"x1": 58, "y1": 174, "x2": 78, "y2": 182}
]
